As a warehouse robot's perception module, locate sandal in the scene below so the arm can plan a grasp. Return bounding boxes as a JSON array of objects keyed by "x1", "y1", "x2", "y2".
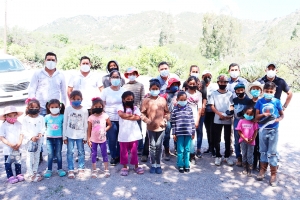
[
  {"x1": 104, "y1": 170, "x2": 110, "y2": 178},
  {"x1": 44, "y1": 170, "x2": 52, "y2": 178},
  {"x1": 120, "y1": 168, "x2": 129, "y2": 176},
  {"x1": 7, "y1": 176, "x2": 18, "y2": 184},
  {"x1": 58, "y1": 169, "x2": 66, "y2": 177},
  {"x1": 31, "y1": 174, "x2": 42, "y2": 182},
  {"x1": 134, "y1": 167, "x2": 144, "y2": 174},
  {"x1": 68, "y1": 170, "x2": 75, "y2": 179},
  {"x1": 16, "y1": 174, "x2": 25, "y2": 182},
  {"x1": 78, "y1": 169, "x2": 85, "y2": 178},
  {"x1": 91, "y1": 170, "x2": 98, "y2": 178}
]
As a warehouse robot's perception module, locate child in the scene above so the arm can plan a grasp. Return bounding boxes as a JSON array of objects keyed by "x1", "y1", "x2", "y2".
[
  {"x1": 235, "y1": 106, "x2": 258, "y2": 177},
  {"x1": 171, "y1": 91, "x2": 195, "y2": 173},
  {"x1": 0, "y1": 106, "x2": 24, "y2": 184},
  {"x1": 22, "y1": 98, "x2": 45, "y2": 182},
  {"x1": 87, "y1": 97, "x2": 112, "y2": 178},
  {"x1": 141, "y1": 79, "x2": 170, "y2": 174},
  {"x1": 63, "y1": 90, "x2": 88, "y2": 179},
  {"x1": 255, "y1": 82, "x2": 284, "y2": 187},
  {"x1": 209, "y1": 75, "x2": 234, "y2": 166},
  {"x1": 232, "y1": 83, "x2": 251, "y2": 167},
  {"x1": 118, "y1": 91, "x2": 144, "y2": 176},
  {"x1": 44, "y1": 99, "x2": 66, "y2": 178}
]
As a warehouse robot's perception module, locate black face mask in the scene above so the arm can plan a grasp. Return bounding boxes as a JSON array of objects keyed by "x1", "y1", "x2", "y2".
[
  {"x1": 125, "y1": 101, "x2": 134, "y2": 107},
  {"x1": 218, "y1": 84, "x2": 227, "y2": 90},
  {"x1": 204, "y1": 77, "x2": 211, "y2": 84},
  {"x1": 236, "y1": 92, "x2": 245, "y2": 98},
  {"x1": 28, "y1": 109, "x2": 39, "y2": 115},
  {"x1": 92, "y1": 108, "x2": 103, "y2": 114},
  {"x1": 188, "y1": 85, "x2": 197, "y2": 91},
  {"x1": 108, "y1": 67, "x2": 118, "y2": 73}
]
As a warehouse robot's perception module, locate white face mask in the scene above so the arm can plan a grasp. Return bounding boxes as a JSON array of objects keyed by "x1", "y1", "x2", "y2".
[
  {"x1": 128, "y1": 75, "x2": 136, "y2": 81},
  {"x1": 229, "y1": 71, "x2": 240, "y2": 79},
  {"x1": 80, "y1": 65, "x2": 90, "y2": 72},
  {"x1": 266, "y1": 70, "x2": 276, "y2": 78},
  {"x1": 190, "y1": 73, "x2": 199, "y2": 77},
  {"x1": 50, "y1": 108, "x2": 60, "y2": 115},
  {"x1": 160, "y1": 69, "x2": 169, "y2": 77},
  {"x1": 45, "y1": 61, "x2": 56, "y2": 70}
]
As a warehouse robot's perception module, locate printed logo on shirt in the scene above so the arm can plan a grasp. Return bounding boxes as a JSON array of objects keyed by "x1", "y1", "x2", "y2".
[
  {"x1": 51, "y1": 124, "x2": 59, "y2": 130},
  {"x1": 242, "y1": 124, "x2": 253, "y2": 129},
  {"x1": 262, "y1": 103, "x2": 275, "y2": 115},
  {"x1": 68, "y1": 113, "x2": 83, "y2": 130}
]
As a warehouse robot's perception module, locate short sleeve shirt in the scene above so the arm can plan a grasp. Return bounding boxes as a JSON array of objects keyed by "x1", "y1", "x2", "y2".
[
  {"x1": 235, "y1": 119, "x2": 259, "y2": 145},
  {"x1": 257, "y1": 76, "x2": 290, "y2": 100},
  {"x1": 186, "y1": 91, "x2": 202, "y2": 122},
  {"x1": 233, "y1": 96, "x2": 251, "y2": 119},
  {"x1": 227, "y1": 77, "x2": 249, "y2": 98},
  {"x1": 0, "y1": 121, "x2": 22, "y2": 155},
  {"x1": 45, "y1": 114, "x2": 64, "y2": 137},
  {"x1": 88, "y1": 113, "x2": 109, "y2": 143}
]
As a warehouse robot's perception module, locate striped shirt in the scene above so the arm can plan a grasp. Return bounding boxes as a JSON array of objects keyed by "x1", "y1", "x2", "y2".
[
  {"x1": 122, "y1": 81, "x2": 145, "y2": 108},
  {"x1": 171, "y1": 105, "x2": 195, "y2": 136}
]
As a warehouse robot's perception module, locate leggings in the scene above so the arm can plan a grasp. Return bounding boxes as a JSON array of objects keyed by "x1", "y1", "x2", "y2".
[{"x1": 91, "y1": 142, "x2": 108, "y2": 163}]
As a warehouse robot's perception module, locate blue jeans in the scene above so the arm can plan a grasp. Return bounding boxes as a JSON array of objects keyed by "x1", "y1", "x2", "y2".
[
  {"x1": 177, "y1": 135, "x2": 192, "y2": 168},
  {"x1": 46, "y1": 138, "x2": 63, "y2": 170},
  {"x1": 5, "y1": 156, "x2": 22, "y2": 179},
  {"x1": 233, "y1": 118, "x2": 241, "y2": 158},
  {"x1": 137, "y1": 120, "x2": 143, "y2": 151},
  {"x1": 107, "y1": 121, "x2": 120, "y2": 159},
  {"x1": 196, "y1": 116, "x2": 205, "y2": 149},
  {"x1": 163, "y1": 121, "x2": 171, "y2": 149},
  {"x1": 259, "y1": 128, "x2": 278, "y2": 167},
  {"x1": 67, "y1": 138, "x2": 85, "y2": 170}
]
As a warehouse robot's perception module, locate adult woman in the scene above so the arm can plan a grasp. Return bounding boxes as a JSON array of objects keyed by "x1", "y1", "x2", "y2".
[{"x1": 100, "y1": 70, "x2": 125, "y2": 165}]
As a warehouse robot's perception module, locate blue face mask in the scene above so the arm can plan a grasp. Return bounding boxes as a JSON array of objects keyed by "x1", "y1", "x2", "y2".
[
  {"x1": 170, "y1": 86, "x2": 179, "y2": 93},
  {"x1": 71, "y1": 100, "x2": 82, "y2": 107},
  {"x1": 111, "y1": 78, "x2": 121, "y2": 86},
  {"x1": 160, "y1": 70, "x2": 169, "y2": 77},
  {"x1": 177, "y1": 100, "x2": 187, "y2": 107},
  {"x1": 243, "y1": 114, "x2": 254, "y2": 120},
  {"x1": 264, "y1": 93, "x2": 274, "y2": 99},
  {"x1": 150, "y1": 90, "x2": 160, "y2": 97},
  {"x1": 250, "y1": 89, "x2": 261, "y2": 98}
]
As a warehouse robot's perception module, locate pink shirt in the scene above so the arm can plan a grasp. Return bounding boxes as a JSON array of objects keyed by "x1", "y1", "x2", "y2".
[
  {"x1": 235, "y1": 119, "x2": 259, "y2": 146},
  {"x1": 88, "y1": 113, "x2": 109, "y2": 143}
]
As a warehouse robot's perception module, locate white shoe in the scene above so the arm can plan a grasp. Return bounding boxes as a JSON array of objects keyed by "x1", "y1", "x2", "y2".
[
  {"x1": 215, "y1": 157, "x2": 222, "y2": 166},
  {"x1": 224, "y1": 157, "x2": 234, "y2": 166}
]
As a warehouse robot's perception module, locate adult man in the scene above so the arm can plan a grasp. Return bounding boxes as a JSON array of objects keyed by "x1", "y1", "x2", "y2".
[
  {"x1": 227, "y1": 63, "x2": 249, "y2": 98},
  {"x1": 257, "y1": 63, "x2": 292, "y2": 110},
  {"x1": 28, "y1": 52, "x2": 67, "y2": 162},
  {"x1": 68, "y1": 56, "x2": 102, "y2": 110}
]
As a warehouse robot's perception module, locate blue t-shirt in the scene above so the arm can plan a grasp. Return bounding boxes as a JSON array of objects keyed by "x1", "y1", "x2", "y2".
[
  {"x1": 255, "y1": 98, "x2": 282, "y2": 128},
  {"x1": 45, "y1": 114, "x2": 64, "y2": 137}
]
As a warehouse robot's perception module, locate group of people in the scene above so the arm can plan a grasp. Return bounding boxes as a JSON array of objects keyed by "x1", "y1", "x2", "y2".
[{"x1": 0, "y1": 52, "x2": 292, "y2": 187}]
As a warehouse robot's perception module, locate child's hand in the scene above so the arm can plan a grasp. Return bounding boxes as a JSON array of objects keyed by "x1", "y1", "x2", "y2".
[
  {"x1": 38, "y1": 133, "x2": 43, "y2": 138},
  {"x1": 263, "y1": 113, "x2": 271, "y2": 117},
  {"x1": 31, "y1": 137, "x2": 38, "y2": 142},
  {"x1": 219, "y1": 114, "x2": 225, "y2": 120},
  {"x1": 83, "y1": 140, "x2": 87, "y2": 144},
  {"x1": 88, "y1": 140, "x2": 92, "y2": 148},
  {"x1": 63, "y1": 139, "x2": 68, "y2": 144},
  {"x1": 192, "y1": 135, "x2": 195, "y2": 140},
  {"x1": 195, "y1": 122, "x2": 199, "y2": 129},
  {"x1": 173, "y1": 135, "x2": 177, "y2": 142}
]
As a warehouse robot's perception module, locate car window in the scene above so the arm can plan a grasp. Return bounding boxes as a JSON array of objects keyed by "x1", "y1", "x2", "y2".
[{"x1": 0, "y1": 59, "x2": 25, "y2": 72}]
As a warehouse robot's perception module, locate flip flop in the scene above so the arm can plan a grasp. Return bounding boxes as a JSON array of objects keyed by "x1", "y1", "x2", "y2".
[
  {"x1": 68, "y1": 171, "x2": 75, "y2": 179},
  {"x1": 134, "y1": 167, "x2": 144, "y2": 174},
  {"x1": 16, "y1": 174, "x2": 25, "y2": 182},
  {"x1": 31, "y1": 174, "x2": 42, "y2": 182},
  {"x1": 91, "y1": 170, "x2": 98, "y2": 179},
  {"x1": 78, "y1": 170, "x2": 85, "y2": 178},
  {"x1": 104, "y1": 170, "x2": 110, "y2": 178},
  {"x1": 120, "y1": 168, "x2": 129, "y2": 176},
  {"x1": 7, "y1": 176, "x2": 18, "y2": 184}
]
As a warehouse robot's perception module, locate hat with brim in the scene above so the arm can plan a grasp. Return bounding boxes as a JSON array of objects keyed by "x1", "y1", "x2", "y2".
[
  {"x1": 202, "y1": 70, "x2": 212, "y2": 76},
  {"x1": 245, "y1": 81, "x2": 264, "y2": 99},
  {"x1": 124, "y1": 67, "x2": 139, "y2": 78},
  {"x1": 167, "y1": 78, "x2": 181, "y2": 89},
  {"x1": 0, "y1": 106, "x2": 23, "y2": 120}
]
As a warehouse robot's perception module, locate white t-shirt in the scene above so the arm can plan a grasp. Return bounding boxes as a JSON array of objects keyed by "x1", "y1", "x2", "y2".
[
  {"x1": 0, "y1": 121, "x2": 22, "y2": 155},
  {"x1": 117, "y1": 105, "x2": 142, "y2": 142},
  {"x1": 186, "y1": 90, "x2": 202, "y2": 122},
  {"x1": 22, "y1": 115, "x2": 45, "y2": 145},
  {"x1": 100, "y1": 87, "x2": 125, "y2": 121},
  {"x1": 63, "y1": 106, "x2": 89, "y2": 140},
  {"x1": 68, "y1": 72, "x2": 102, "y2": 109}
]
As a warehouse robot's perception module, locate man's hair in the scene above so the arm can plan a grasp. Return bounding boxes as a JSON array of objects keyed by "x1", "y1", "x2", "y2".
[
  {"x1": 45, "y1": 52, "x2": 57, "y2": 61},
  {"x1": 157, "y1": 61, "x2": 169, "y2": 68},
  {"x1": 228, "y1": 63, "x2": 240, "y2": 70},
  {"x1": 80, "y1": 56, "x2": 91, "y2": 63},
  {"x1": 263, "y1": 81, "x2": 276, "y2": 90}
]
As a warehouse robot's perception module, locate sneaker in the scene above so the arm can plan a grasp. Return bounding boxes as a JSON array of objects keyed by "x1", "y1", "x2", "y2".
[
  {"x1": 178, "y1": 167, "x2": 184, "y2": 173},
  {"x1": 150, "y1": 167, "x2": 156, "y2": 174},
  {"x1": 215, "y1": 157, "x2": 222, "y2": 166},
  {"x1": 155, "y1": 167, "x2": 162, "y2": 174},
  {"x1": 203, "y1": 149, "x2": 210, "y2": 154},
  {"x1": 184, "y1": 168, "x2": 190, "y2": 173},
  {"x1": 137, "y1": 150, "x2": 143, "y2": 155},
  {"x1": 58, "y1": 169, "x2": 66, "y2": 177},
  {"x1": 196, "y1": 151, "x2": 202, "y2": 158},
  {"x1": 141, "y1": 155, "x2": 148, "y2": 162},
  {"x1": 224, "y1": 157, "x2": 234, "y2": 166},
  {"x1": 110, "y1": 158, "x2": 116, "y2": 166},
  {"x1": 44, "y1": 170, "x2": 52, "y2": 178}
]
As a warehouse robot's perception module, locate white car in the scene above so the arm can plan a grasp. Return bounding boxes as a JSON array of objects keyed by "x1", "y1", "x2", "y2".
[{"x1": 0, "y1": 54, "x2": 31, "y2": 103}]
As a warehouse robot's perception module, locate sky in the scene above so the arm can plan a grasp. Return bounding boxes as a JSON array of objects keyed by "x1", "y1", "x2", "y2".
[{"x1": 0, "y1": 0, "x2": 300, "y2": 30}]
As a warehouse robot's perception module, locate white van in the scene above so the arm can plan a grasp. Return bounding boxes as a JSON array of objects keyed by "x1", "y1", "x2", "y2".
[{"x1": 0, "y1": 54, "x2": 31, "y2": 103}]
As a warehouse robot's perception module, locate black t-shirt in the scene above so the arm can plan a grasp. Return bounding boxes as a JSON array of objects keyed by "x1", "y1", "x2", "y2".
[
  {"x1": 233, "y1": 96, "x2": 251, "y2": 118},
  {"x1": 257, "y1": 75, "x2": 290, "y2": 100}
]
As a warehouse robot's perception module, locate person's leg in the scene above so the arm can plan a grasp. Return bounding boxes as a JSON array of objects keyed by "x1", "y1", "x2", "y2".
[
  {"x1": 76, "y1": 139, "x2": 85, "y2": 170},
  {"x1": 67, "y1": 138, "x2": 75, "y2": 171},
  {"x1": 224, "y1": 124, "x2": 232, "y2": 158},
  {"x1": 137, "y1": 120, "x2": 144, "y2": 152},
  {"x1": 26, "y1": 151, "x2": 34, "y2": 176},
  {"x1": 107, "y1": 121, "x2": 118, "y2": 159},
  {"x1": 4, "y1": 156, "x2": 14, "y2": 179},
  {"x1": 115, "y1": 122, "x2": 120, "y2": 158},
  {"x1": 155, "y1": 130, "x2": 165, "y2": 165},
  {"x1": 46, "y1": 138, "x2": 54, "y2": 171},
  {"x1": 119, "y1": 142, "x2": 129, "y2": 166},
  {"x1": 32, "y1": 142, "x2": 42, "y2": 173},
  {"x1": 233, "y1": 118, "x2": 242, "y2": 159},
  {"x1": 213, "y1": 123, "x2": 223, "y2": 158},
  {"x1": 91, "y1": 142, "x2": 98, "y2": 165},
  {"x1": 196, "y1": 116, "x2": 205, "y2": 157},
  {"x1": 99, "y1": 142, "x2": 109, "y2": 163},
  {"x1": 55, "y1": 138, "x2": 63, "y2": 170},
  {"x1": 14, "y1": 162, "x2": 22, "y2": 176},
  {"x1": 142, "y1": 131, "x2": 149, "y2": 157},
  {"x1": 184, "y1": 136, "x2": 192, "y2": 169},
  {"x1": 253, "y1": 132, "x2": 260, "y2": 170},
  {"x1": 129, "y1": 141, "x2": 139, "y2": 166},
  {"x1": 267, "y1": 128, "x2": 279, "y2": 167},
  {"x1": 148, "y1": 131, "x2": 156, "y2": 166},
  {"x1": 257, "y1": 128, "x2": 269, "y2": 180},
  {"x1": 176, "y1": 136, "x2": 184, "y2": 168},
  {"x1": 163, "y1": 121, "x2": 171, "y2": 160},
  {"x1": 240, "y1": 141, "x2": 248, "y2": 174}
]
